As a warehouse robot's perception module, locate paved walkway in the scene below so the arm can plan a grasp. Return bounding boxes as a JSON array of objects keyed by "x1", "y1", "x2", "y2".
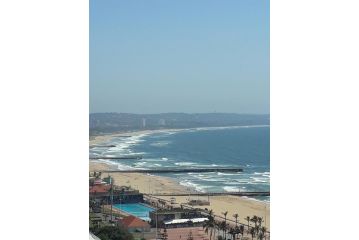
[{"x1": 159, "y1": 227, "x2": 209, "y2": 240}]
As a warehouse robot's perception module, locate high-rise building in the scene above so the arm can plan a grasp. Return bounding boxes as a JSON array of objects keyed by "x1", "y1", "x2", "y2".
[{"x1": 142, "y1": 118, "x2": 146, "y2": 128}]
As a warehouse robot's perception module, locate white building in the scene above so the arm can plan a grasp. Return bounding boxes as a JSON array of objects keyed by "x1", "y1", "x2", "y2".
[{"x1": 142, "y1": 118, "x2": 146, "y2": 128}]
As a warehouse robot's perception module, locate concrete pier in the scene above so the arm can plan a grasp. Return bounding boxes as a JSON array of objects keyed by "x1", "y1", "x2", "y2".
[
  {"x1": 148, "y1": 191, "x2": 269, "y2": 197},
  {"x1": 95, "y1": 167, "x2": 243, "y2": 174},
  {"x1": 89, "y1": 156, "x2": 143, "y2": 160}
]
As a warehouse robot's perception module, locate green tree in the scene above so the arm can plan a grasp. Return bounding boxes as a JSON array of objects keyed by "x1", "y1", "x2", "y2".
[{"x1": 91, "y1": 225, "x2": 134, "y2": 240}]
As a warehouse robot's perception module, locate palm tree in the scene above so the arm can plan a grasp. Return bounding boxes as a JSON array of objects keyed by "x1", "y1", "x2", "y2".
[
  {"x1": 222, "y1": 211, "x2": 228, "y2": 222},
  {"x1": 260, "y1": 226, "x2": 267, "y2": 240},
  {"x1": 233, "y1": 213, "x2": 239, "y2": 227},
  {"x1": 250, "y1": 227, "x2": 255, "y2": 240},
  {"x1": 203, "y1": 210, "x2": 215, "y2": 240},
  {"x1": 228, "y1": 227, "x2": 236, "y2": 240},
  {"x1": 257, "y1": 232, "x2": 264, "y2": 240},
  {"x1": 214, "y1": 221, "x2": 220, "y2": 239},
  {"x1": 239, "y1": 225, "x2": 245, "y2": 239},
  {"x1": 213, "y1": 221, "x2": 221, "y2": 239},
  {"x1": 234, "y1": 225, "x2": 240, "y2": 240},
  {"x1": 250, "y1": 216, "x2": 258, "y2": 228},
  {"x1": 255, "y1": 225, "x2": 260, "y2": 236},
  {"x1": 219, "y1": 221, "x2": 227, "y2": 239},
  {"x1": 208, "y1": 209, "x2": 214, "y2": 218},
  {"x1": 222, "y1": 211, "x2": 228, "y2": 238},
  {"x1": 245, "y1": 216, "x2": 250, "y2": 232},
  {"x1": 258, "y1": 217, "x2": 263, "y2": 227},
  {"x1": 203, "y1": 220, "x2": 214, "y2": 240}
]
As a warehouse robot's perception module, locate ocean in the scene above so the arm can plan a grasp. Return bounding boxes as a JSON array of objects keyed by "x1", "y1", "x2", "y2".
[{"x1": 90, "y1": 125, "x2": 270, "y2": 202}]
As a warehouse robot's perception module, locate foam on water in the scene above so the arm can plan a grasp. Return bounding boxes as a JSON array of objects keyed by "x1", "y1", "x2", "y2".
[
  {"x1": 175, "y1": 162, "x2": 195, "y2": 166},
  {"x1": 193, "y1": 175, "x2": 229, "y2": 182},
  {"x1": 139, "y1": 158, "x2": 168, "y2": 162},
  {"x1": 179, "y1": 180, "x2": 208, "y2": 193},
  {"x1": 150, "y1": 141, "x2": 172, "y2": 147},
  {"x1": 217, "y1": 172, "x2": 238, "y2": 176},
  {"x1": 250, "y1": 177, "x2": 269, "y2": 183},
  {"x1": 225, "y1": 181, "x2": 248, "y2": 185},
  {"x1": 223, "y1": 186, "x2": 240, "y2": 192},
  {"x1": 134, "y1": 162, "x2": 147, "y2": 167},
  {"x1": 115, "y1": 162, "x2": 137, "y2": 170}
]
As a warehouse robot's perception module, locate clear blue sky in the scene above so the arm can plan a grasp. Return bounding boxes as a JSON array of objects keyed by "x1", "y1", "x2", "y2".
[{"x1": 90, "y1": 0, "x2": 269, "y2": 114}]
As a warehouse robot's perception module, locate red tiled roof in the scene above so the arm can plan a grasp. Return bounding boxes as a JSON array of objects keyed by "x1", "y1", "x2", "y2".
[
  {"x1": 89, "y1": 184, "x2": 110, "y2": 193},
  {"x1": 120, "y1": 216, "x2": 150, "y2": 228}
]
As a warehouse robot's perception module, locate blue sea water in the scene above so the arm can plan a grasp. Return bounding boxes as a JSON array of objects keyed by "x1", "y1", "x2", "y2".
[{"x1": 90, "y1": 126, "x2": 270, "y2": 202}]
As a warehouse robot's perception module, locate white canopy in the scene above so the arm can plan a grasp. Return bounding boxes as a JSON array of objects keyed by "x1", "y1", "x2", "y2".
[{"x1": 164, "y1": 217, "x2": 208, "y2": 225}]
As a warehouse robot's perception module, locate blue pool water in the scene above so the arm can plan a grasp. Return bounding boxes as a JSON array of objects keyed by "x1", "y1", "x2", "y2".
[{"x1": 113, "y1": 203, "x2": 155, "y2": 221}]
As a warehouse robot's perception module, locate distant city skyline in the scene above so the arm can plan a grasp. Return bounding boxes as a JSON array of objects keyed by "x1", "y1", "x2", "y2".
[{"x1": 90, "y1": 0, "x2": 269, "y2": 114}]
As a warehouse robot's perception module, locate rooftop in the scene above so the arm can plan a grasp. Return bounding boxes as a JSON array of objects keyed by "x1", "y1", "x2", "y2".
[
  {"x1": 119, "y1": 215, "x2": 151, "y2": 229},
  {"x1": 89, "y1": 184, "x2": 110, "y2": 194}
]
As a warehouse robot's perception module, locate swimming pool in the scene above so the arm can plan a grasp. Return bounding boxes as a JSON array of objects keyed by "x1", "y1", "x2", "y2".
[{"x1": 113, "y1": 203, "x2": 155, "y2": 221}]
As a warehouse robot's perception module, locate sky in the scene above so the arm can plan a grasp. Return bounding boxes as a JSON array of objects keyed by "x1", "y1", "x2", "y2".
[{"x1": 90, "y1": 0, "x2": 269, "y2": 114}]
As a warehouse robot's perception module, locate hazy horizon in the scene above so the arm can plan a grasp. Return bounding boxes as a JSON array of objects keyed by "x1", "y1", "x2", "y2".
[
  {"x1": 90, "y1": 0, "x2": 269, "y2": 114},
  {"x1": 90, "y1": 112, "x2": 270, "y2": 115}
]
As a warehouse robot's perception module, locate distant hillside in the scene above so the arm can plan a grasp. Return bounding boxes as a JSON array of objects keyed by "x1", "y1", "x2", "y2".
[{"x1": 89, "y1": 113, "x2": 269, "y2": 135}]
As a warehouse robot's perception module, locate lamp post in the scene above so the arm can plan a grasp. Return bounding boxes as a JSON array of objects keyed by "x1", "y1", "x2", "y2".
[
  {"x1": 110, "y1": 176, "x2": 113, "y2": 222},
  {"x1": 155, "y1": 210, "x2": 158, "y2": 239}
]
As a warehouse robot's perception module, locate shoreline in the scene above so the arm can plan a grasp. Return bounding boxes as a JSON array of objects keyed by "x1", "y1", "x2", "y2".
[
  {"x1": 89, "y1": 160, "x2": 270, "y2": 229},
  {"x1": 89, "y1": 128, "x2": 180, "y2": 146},
  {"x1": 89, "y1": 129, "x2": 270, "y2": 229}
]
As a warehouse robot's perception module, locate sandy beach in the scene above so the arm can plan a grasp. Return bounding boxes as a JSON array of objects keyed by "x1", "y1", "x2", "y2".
[
  {"x1": 89, "y1": 130, "x2": 270, "y2": 230},
  {"x1": 89, "y1": 129, "x2": 183, "y2": 147}
]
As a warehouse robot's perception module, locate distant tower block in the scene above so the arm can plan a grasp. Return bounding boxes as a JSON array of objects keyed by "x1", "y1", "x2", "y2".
[{"x1": 142, "y1": 118, "x2": 146, "y2": 128}]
